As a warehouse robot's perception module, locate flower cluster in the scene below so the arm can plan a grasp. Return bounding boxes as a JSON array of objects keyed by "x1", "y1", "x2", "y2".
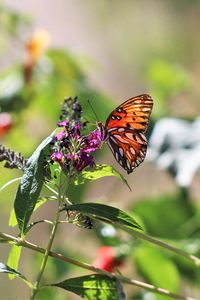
[
  {"x1": 50, "y1": 96, "x2": 103, "y2": 174},
  {"x1": 0, "y1": 144, "x2": 27, "y2": 170}
]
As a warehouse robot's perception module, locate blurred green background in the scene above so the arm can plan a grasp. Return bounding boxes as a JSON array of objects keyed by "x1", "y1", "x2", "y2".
[{"x1": 0, "y1": 1, "x2": 200, "y2": 299}]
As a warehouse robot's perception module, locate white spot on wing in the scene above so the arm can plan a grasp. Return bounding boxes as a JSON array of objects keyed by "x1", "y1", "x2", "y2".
[
  {"x1": 135, "y1": 134, "x2": 144, "y2": 144},
  {"x1": 140, "y1": 133, "x2": 147, "y2": 142},
  {"x1": 119, "y1": 147, "x2": 124, "y2": 157},
  {"x1": 142, "y1": 107, "x2": 151, "y2": 112},
  {"x1": 118, "y1": 128, "x2": 125, "y2": 132},
  {"x1": 113, "y1": 134, "x2": 129, "y2": 144},
  {"x1": 125, "y1": 132, "x2": 133, "y2": 140},
  {"x1": 107, "y1": 127, "x2": 117, "y2": 133},
  {"x1": 115, "y1": 151, "x2": 119, "y2": 161},
  {"x1": 130, "y1": 147, "x2": 136, "y2": 155}
]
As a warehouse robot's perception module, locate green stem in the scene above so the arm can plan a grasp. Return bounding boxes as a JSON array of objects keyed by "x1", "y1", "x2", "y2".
[
  {"x1": 128, "y1": 229, "x2": 200, "y2": 266},
  {"x1": 0, "y1": 232, "x2": 195, "y2": 300},
  {"x1": 30, "y1": 187, "x2": 63, "y2": 299}
]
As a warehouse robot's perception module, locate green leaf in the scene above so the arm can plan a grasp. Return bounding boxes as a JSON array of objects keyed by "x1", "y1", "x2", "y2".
[
  {"x1": 8, "y1": 209, "x2": 17, "y2": 227},
  {"x1": 0, "y1": 262, "x2": 32, "y2": 287},
  {"x1": 14, "y1": 131, "x2": 55, "y2": 234},
  {"x1": 74, "y1": 164, "x2": 131, "y2": 190},
  {"x1": 50, "y1": 274, "x2": 125, "y2": 300},
  {"x1": 9, "y1": 196, "x2": 50, "y2": 227},
  {"x1": 134, "y1": 244, "x2": 180, "y2": 300},
  {"x1": 132, "y1": 195, "x2": 195, "y2": 239},
  {"x1": 67, "y1": 203, "x2": 143, "y2": 231},
  {"x1": 7, "y1": 245, "x2": 22, "y2": 280}
]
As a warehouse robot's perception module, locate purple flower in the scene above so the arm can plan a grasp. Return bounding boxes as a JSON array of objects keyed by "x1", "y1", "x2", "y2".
[
  {"x1": 50, "y1": 97, "x2": 102, "y2": 175},
  {"x1": 93, "y1": 128, "x2": 104, "y2": 142},
  {"x1": 76, "y1": 153, "x2": 95, "y2": 171},
  {"x1": 57, "y1": 120, "x2": 69, "y2": 128},
  {"x1": 55, "y1": 130, "x2": 66, "y2": 141},
  {"x1": 66, "y1": 153, "x2": 72, "y2": 160},
  {"x1": 73, "y1": 123, "x2": 81, "y2": 139},
  {"x1": 82, "y1": 129, "x2": 103, "y2": 154},
  {"x1": 51, "y1": 151, "x2": 63, "y2": 164}
]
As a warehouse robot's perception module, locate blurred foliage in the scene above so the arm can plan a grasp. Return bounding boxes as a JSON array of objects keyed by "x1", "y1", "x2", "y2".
[
  {"x1": 0, "y1": 2, "x2": 30, "y2": 51},
  {"x1": 0, "y1": 1, "x2": 200, "y2": 299},
  {"x1": 147, "y1": 60, "x2": 194, "y2": 117},
  {"x1": 130, "y1": 194, "x2": 200, "y2": 298},
  {"x1": 134, "y1": 244, "x2": 180, "y2": 300},
  {"x1": 132, "y1": 194, "x2": 199, "y2": 239}
]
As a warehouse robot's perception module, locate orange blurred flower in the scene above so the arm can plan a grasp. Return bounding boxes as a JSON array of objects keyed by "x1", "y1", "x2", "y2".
[{"x1": 24, "y1": 29, "x2": 51, "y2": 83}]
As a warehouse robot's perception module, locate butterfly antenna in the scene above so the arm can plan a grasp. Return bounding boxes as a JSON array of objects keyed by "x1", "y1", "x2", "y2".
[{"x1": 87, "y1": 99, "x2": 99, "y2": 122}]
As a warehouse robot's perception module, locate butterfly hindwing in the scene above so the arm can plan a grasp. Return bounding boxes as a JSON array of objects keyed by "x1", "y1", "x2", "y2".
[{"x1": 104, "y1": 94, "x2": 153, "y2": 174}]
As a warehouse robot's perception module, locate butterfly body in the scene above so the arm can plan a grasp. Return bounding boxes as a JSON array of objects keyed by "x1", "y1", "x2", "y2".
[{"x1": 99, "y1": 94, "x2": 153, "y2": 174}]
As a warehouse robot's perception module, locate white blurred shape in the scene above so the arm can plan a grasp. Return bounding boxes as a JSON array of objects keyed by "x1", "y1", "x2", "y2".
[{"x1": 147, "y1": 117, "x2": 200, "y2": 188}]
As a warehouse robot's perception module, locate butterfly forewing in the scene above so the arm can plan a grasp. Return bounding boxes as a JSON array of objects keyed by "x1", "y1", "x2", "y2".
[{"x1": 104, "y1": 94, "x2": 153, "y2": 174}]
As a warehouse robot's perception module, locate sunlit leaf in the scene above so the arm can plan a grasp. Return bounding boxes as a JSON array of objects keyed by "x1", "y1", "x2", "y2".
[
  {"x1": 67, "y1": 203, "x2": 143, "y2": 231},
  {"x1": 50, "y1": 274, "x2": 125, "y2": 300},
  {"x1": 74, "y1": 164, "x2": 131, "y2": 190},
  {"x1": 7, "y1": 245, "x2": 22, "y2": 280}
]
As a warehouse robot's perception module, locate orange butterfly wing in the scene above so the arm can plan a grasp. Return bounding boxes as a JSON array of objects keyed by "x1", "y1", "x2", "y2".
[{"x1": 104, "y1": 94, "x2": 153, "y2": 174}]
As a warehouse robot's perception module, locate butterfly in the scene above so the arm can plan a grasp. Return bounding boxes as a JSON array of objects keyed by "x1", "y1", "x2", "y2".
[{"x1": 98, "y1": 94, "x2": 153, "y2": 174}]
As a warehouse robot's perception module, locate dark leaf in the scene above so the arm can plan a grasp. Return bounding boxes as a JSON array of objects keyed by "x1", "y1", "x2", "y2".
[
  {"x1": 14, "y1": 132, "x2": 55, "y2": 234},
  {"x1": 67, "y1": 203, "x2": 143, "y2": 231}
]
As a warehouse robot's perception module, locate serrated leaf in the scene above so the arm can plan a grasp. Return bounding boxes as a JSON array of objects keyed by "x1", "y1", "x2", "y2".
[
  {"x1": 67, "y1": 203, "x2": 143, "y2": 231},
  {"x1": 7, "y1": 245, "x2": 22, "y2": 280},
  {"x1": 14, "y1": 131, "x2": 55, "y2": 234},
  {"x1": 74, "y1": 164, "x2": 131, "y2": 190},
  {"x1": 50, "y1": 274, "x2": 125, "y2": 300}
]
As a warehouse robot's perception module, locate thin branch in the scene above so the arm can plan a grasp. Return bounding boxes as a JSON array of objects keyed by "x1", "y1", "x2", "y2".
[
  {"x1": 128, "y1": 229, "x2": 200, "y2": 266},
  {"x1": 30, "y1": 180, "x2": 63, "y2": 299},
  {"x1": 0, "y1": 232, "x2": 195, "y2": 300}
]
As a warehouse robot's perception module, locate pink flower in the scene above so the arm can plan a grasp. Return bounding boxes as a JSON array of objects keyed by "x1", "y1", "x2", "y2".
[
  {"x1": 55, "y1": 130, "x2": 65, "y2": 141},
  {"x1": 51, "y1": 152, "x2": 63, "y2": 163}
]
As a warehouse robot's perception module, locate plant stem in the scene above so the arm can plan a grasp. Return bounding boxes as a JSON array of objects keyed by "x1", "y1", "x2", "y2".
[
  {"x1": 0, "y1": 232, "x2": 195, "y2": 300},
  {"x1": 128, "y1": 229, "x2": 200, "y2": 266},
  {"x1": 30, "y1": 186, "x2": 63, "y2": 299}
]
